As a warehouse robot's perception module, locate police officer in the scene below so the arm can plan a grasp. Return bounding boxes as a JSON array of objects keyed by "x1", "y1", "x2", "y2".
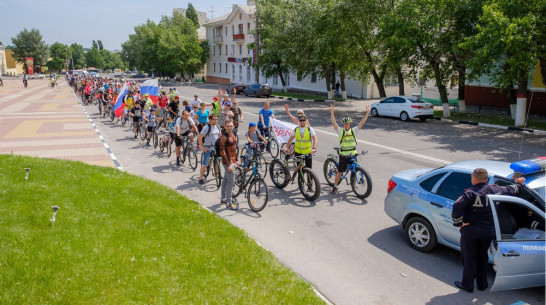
[{"x1": 451, "y1": 168, "x2": 525, "y2": 292}]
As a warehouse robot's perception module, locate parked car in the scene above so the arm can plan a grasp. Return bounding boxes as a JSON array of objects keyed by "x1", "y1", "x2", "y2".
[
  {"x1": 131, "y1": 73, "x2": 146, "y2": 78},
  {"x1": 384, "y1": 157, "x2": 545, "y2": 290},
  {"x1": 227, "y1": 82, "x2": 248, "y2": 94},
  {"x1": 244, "y1": 83, "x2": 272, "y2": 98},
  {"x1": 29, "y1": 73, "x2": 45, "y2": 79},
  {"x1": 370, "y1": 96, "x2": 434, "y2": 122}
]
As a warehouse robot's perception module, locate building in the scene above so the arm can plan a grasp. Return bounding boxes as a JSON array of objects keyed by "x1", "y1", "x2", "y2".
[{"x1": 0, "y1": 45, "x2": 24, "y2": 76}]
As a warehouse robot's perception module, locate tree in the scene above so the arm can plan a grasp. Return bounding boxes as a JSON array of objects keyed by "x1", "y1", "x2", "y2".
[
  {"x1": 186, "y1": 3, "x2": 199, "y2": 27},
  {"x1": 85, "y1": 48, "x2": 104, "y2": 69},
  {"x1": 10, "y1": 28, "x2": 49, "y2": 70},
  {"x1": 97, "y1": 40, "x2": 103, "y2": 51},
  {"x1": 464, "y1": 0, "x2": 544, "y2": 126},
  {"x1": 69, "y1": 43, "x2": 86, "y2": 69},
  {"x1": 48, "y1": 42, "x2": 69, "y2": 71}
]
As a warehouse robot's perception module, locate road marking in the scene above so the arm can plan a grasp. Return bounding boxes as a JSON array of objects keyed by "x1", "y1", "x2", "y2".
[{"x1": 244, "y1": 112, "x2": 451, "y2": 165}]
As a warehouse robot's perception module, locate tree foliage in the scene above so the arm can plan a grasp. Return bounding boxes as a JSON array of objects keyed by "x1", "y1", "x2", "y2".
[
  {"x1": 69, "y1": 43, "x2": 86, "y2": 69},
  {"x1": 48, "y1": 42, "x2": 69, "y2": 71},
  {"x1": 186, "y1": 3, "x2": 199, "y2": 27},
  {"x1": 10, "y1": 28, "x2": 49, "y2": 68}
]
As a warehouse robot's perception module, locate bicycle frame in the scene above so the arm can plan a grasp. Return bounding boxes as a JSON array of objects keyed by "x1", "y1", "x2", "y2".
[{"x1": 327, "y1": 151, "x2": 366, "y2": 184}]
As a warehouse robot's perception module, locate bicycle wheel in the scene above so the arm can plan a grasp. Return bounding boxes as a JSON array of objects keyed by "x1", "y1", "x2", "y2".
[
  {"x1": 153, "y1": 131, "x2": 159, "y2": 149},
  {"x1": 213, "y1": 158, "x2": 222, "y2": 187},
  {"x1": 297, "y1": 168, "x2": 321, "y2": 201},
  {"x1": 159, "y1": 137, "x2": 165, "y2": 152},
  {"x1": 323, "y1": 157, "x2": 338, "y2": 187},
  {"x1": 256, "y1": 155, "x2": 268, "y2": 177},
  {"x1": 269, "y1": 159, "x2": 289, "y2": 189},
  {"x1": 202, "y1": 153, "x2": 210, "y2": 178},
  {"x1": 135, "y1": 125, "x2": 140, "y2": 139},
  {"x1": 110, "y1": 110, "x2": 115, "y2": 122},
  {"x1": 269, "y1": 138, "x2": 279, "y2": 158},
  {"x1": 121, "y1": 116, "x2": 127, "y2": 126},
  {"x1": 140, "y1": 125, "x2": 147, "y2": 141},
  {"x1": 232, "y1": 167, "x2": 244, "y2": 197},
  {"x1": 247, "y1": 178, "x2": 268, "y2": 212},
  {"x1": 351, "y1": 166, "x2": 373, "y2": 199},
  {"x1": 186, "y1": 147, "x2": 198, "y2": 170},
  {"x1": 167, "y1": 140, "x2": 172, "y2": 157},
  {"x1": 98, "y1": 102, "x2": 102, "y2": 115},
  {"x1": 240, "y1": 145, "x2": 247, "y2": 159}
]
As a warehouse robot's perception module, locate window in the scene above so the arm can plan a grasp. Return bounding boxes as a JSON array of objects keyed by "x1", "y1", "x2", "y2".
[
  {"x1": 419, "y1": 173, "x2": 447, "y2": 192},
  {"x1": 436, "y1": 172, "x2": 472, "y2": 201},
  {"x1": 493, "y1": 200, "x2": 545, "y2": 241},
  {"x1": 238, "y1": 23, "x2": 243, "y2": 34},
  {"x1": 232, "y1": 44, "x2": 235, "y2": 55},
  {"x1": 232, "y1": 25, "x2": 234, "y2": 35},
  {"x1": 239, "y1": 65, "x2": 243, "y2": 81},
  {"x1": 213, "y1": 63, "x2": 216, "y2": 72},
  {"x1": 248, "y1": 23, "x2": 250, "y2": 33},
  {"x1": 219, "y1": 46, "x2": 221, "y2": 56},
  {"x1": 381, "y1": 97, "x2": 394, "y2": 103},
  {"x1": 225, "y1": 63, "x2": 228, "y2": 74},
  {"x1": 219, "y1": 63, "x2": 221, "y2": 73},
  {"x1": 284, "y1": 73, "x2": 290, "y2": 87},
  {"x1": 273, "y1": 76, "x2": 278, "y2": 86},
  {"x1": 247, "y1": 65, "x2": 251, "y2": 82},
  {"x1": 394, "y1": 97, "x2": 406, "y2": 104},
  {"x1": 225, "y1": 45, "x2": 227, "y2": 54},
  {"x1": 239, "y1": 44, "x2": 242, "y2": 55},
  {"x1": 213, "y1": 45, "x2": 215, "y2": 56},
  {"x1": 297, "y1": 74, "x2": 302, "y2": 82},
  {"x1": 232, "y1": 64, "x2": 235, "y2": 80},
  {"x1": 311, "y1": 73, "x2": 317, "y2": 83},
  {"x1": 225, "y1": 27, "x2": 227, "y2": 36}
]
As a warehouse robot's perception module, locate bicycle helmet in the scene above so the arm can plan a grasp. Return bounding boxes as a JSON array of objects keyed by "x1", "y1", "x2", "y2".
[
  {"x1": 298, "y1": 114, "x2": 307, "y2": 121},
  {"x1": 341, "y1": 117, "x2": 352, "y2": 123}
]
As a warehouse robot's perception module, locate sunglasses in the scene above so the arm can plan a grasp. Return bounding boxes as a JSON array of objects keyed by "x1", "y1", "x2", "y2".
[{"x1": 299, "y1": 119, "x2": 306, "y2": 122}]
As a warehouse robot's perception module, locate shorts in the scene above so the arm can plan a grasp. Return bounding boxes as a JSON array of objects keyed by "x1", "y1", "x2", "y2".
[
  {"x1": 175, "y1": 130, "x2": 191, "y2": 146},
  {"x1": 336, "y1": 155, "x2": 353, "y2": 172},
  {"x1": 294, "y1": 152, "x2": 312, "y2": 169},
  {"x1": 201, "y1": 148, "x2": 213, "y2": 166},
  {"x1": 147, "y1": 126, "x2": 154, "y2": 132}
]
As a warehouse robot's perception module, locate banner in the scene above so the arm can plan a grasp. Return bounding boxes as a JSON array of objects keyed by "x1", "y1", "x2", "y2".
[
  {"x1": 114, "y1": 84, "x2": 128, "y2": 118},
  {"x1": 140, "y1": 79, "x2": 159, "y2": 104},
  {"x1": 270, "y1": 119, "x2": 297, "y2": 144},
  {"x1": 25, "y1": 57, "x2": 34, "y2": 75}
]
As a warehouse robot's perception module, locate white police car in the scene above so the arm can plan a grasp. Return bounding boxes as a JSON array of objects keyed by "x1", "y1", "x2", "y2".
[{"x1": 384, "y1": 157, "x2": 545, "y2": 290}]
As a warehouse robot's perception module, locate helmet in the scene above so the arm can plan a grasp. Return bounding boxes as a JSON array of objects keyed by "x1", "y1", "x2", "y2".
[
  {"x1": 144, "y1": 93, "x2": 148, "y2": 97},
  {"x1": 249, "y1": 122, "x2": 256, "y2": 127},
  {"x1": 298, "y1": 114, "x2": 307, "y2": 121},
  {"x1": 342, "y1": 117, "x2": 352, "y2": 123}
]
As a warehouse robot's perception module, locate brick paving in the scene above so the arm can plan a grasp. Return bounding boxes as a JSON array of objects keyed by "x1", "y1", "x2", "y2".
[{"x1": 0, "y1": 78, "x2": 115, "y2": 167}]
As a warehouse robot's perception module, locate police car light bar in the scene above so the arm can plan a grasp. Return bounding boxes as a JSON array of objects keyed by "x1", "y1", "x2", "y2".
[{"x1": 510, "y1": 157, "x2": 546, "y2": 174}]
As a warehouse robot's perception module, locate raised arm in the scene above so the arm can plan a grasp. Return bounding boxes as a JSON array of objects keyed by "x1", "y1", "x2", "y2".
[
  {"x1": 284, "y1": 104, "x2": 297, "y2": 124},
  {"x1": 357, "y1": 105, "x2": 371, "y2": 130},
  {"x1": 330, "y1": 104, "x2": 338, "y2": 131}
]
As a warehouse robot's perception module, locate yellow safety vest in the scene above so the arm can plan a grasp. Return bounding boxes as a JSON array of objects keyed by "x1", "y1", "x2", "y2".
[
  {"x1": 339, "y1": 128, "x2": 357, "y2": 156},
  {"x1": 294, "y1": 127, "x2": 312, "y2": 154}
]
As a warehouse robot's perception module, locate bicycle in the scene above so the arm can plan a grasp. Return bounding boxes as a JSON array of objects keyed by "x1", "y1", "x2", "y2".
[
  {"x1": 151, "y1": 125, "x2": 159, "y2": 149},
  {"x1": 269, "y1": 153, "x2": 321, "y2": 201},
  {"x1": 232, "y1": 158, "x2": 269, "y2": 212},
  {"x1": 200, "y1": 148, "x2": 222, "y2": 187},
  {"x1": 179, "y1": 135, "x2": 198, "y2": 170},
  {"x1": 159, "y1": 130, "x2": 173, "y2": 157},
  {"x1": 139, "y1": 120, "x2": 148, "y2": 141},
  {"x1": 323, "y1": 148, "x2": 373, "y2": 199},
  {"x1": 239, "y1": 142, "x2": 268, "y2": 177},
  {"x1": 263, "y1": 126, "x2": 280, "y2": 158}
]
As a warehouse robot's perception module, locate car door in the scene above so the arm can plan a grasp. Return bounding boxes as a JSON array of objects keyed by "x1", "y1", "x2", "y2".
[
  {"x1": 425, "y1": 171, "x2": 473, "y2": 249},
  {"x1": 488, "y1": 195, "x2": 545, "y2": 291},
  {"x1": 377, "y1": 97, "x2": 394, "y2": 116}
]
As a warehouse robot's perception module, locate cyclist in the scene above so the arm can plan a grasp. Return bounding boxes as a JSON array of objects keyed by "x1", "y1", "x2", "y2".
[
  {"x1": 129, "y1": 101, "x2": 143, "y2": 138},
  {"x1": 211, "y1": 96, "x2": 221, "y2": 116},
  {"x1": 218, "y1": 101, "x2": 234, "y2": 131},
  {"x1": 143, "y1": 107, "x2": 158, "y2": 147},
  {"x1": 0, "y1": 75, "x2": 3, "y2": 87},
  {"x1": 283, "y1": 114, "x2": 317, "y2": 169},
  {"x1": 258, "y1": 101, "x2": 275, "y2": 150},
  {"x1": 168, "y1": 96, "x2": 180, "y2": 119},
  {"x1": 197, "y1": 114, "x2": 221, "y2": 184},
  {"x1": 243, "y1": 122, "x2": 266, "y2": 168},
  {"x1": 329, "y1": 103, "x2": 370, "y2": 194},
  {"x1": 231, "y1": 98, "x2": 243, "y2": 132},
  {"x1": 175, "y1": 110, "x2": 198, "y2": 166},
  {"x1": 219, "y1": 119, "x2": 239, "y2": 210},
  {"x1": 50, "y1": 75, "x2": 56, "y2": 88},
  {"x1": 158, "y1": 90, "x2": 170, "y2": 122},
  {"x1": 142, "y1": 93, "x2": 153, "y2": 110},
  {"x1": 23, "y1": 73, "x2": 28, "y2": 88},
  {"x1": 123, "y1": 90, "x2": 135, "y2": 122}
]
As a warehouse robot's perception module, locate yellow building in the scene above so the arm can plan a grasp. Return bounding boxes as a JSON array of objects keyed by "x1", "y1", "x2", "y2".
[{"x1": 0, "y1": 45, "x2": 24, "y2": 76}]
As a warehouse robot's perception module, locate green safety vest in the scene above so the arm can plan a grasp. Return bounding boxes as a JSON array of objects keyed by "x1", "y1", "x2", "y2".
[
  {"x1": 211, "y1": 100, "x2": 220, "y2": 115},
  {"x1": 294, "y1": 127, "x2": 312, "y2": 154},
  {"x1": 339, "y1": 128, "x2": 357, "y2": 156}
]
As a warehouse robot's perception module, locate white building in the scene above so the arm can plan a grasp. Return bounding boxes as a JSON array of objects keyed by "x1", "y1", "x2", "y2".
[{"x1": 204, "y1": 0, "x2": 417, "y2": 98}]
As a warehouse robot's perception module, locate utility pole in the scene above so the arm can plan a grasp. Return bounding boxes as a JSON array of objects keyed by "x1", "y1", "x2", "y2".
[{"x1": 254, "y1": 15, "x2": 260, "y2": 83}]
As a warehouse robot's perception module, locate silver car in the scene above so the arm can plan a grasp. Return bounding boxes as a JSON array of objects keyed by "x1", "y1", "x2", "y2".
[{"x1": 384, "y1": 158, "x2": 545, "y2": 290}]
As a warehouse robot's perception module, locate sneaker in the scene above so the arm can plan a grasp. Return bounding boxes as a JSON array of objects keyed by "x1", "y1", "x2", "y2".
[
  {"x1": 134, "y1": 135, "x2": 137, "y2": 139},
  {"x1": 146, "y1": 142, "x2": 150, "y2": 147},
  {"x1": 331, "y1": 187, "x2": 338, "y2": 194},
  {"x1": 198, "y1": 179, "x2": 204, "y2": 185},
  {"x1": 226, "y1": 202, "x2": 237, "y2": 210},
  {"x1": 221, "y1": 199, "x2": 227, "y2": 204},
  {"x1": 176, "y1": 158, "x2": 180, "y2": 166}
]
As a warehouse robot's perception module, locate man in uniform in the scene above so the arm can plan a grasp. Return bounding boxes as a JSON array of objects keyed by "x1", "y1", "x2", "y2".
[{"x1": 451, "y1": 168, "x2": 525, "y2": 292}]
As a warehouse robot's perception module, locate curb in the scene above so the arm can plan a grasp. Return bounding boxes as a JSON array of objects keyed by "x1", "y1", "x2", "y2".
[
  {"x1": 438, "y1": 117, "x2": 546, "y2": 135},
  {"x1": 271, "y1": 95, "x2": 333, "y2": 103}
]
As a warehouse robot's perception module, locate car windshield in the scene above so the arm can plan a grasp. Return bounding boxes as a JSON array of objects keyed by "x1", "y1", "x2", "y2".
[{"x1": 407, "y1": 97, "x2": 427, "y2": 103}]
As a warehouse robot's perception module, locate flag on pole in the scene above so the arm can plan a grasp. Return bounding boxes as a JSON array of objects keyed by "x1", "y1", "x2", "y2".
[
  {"x1": 140, "y1": 79, "x2": 159, "y2": 105},
  {"x1": 114, "y1": 84, "x2": 128, "y2": 118},
  {"x1": 270, "y1": 119, "x2": 297, "y2": 144}
]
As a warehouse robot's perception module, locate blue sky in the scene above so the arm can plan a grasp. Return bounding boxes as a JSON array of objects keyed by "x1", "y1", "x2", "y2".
[{"x1": 0, "y1": 0, "x2": 243, "y2": 50}]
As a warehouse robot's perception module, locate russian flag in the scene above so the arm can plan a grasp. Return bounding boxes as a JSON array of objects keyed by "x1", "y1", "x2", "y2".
[
  {"x1": 114, "y1": 84, "x2": 128, "y2": 118},
  {"x1": 141, "y1": 79, "x2": 159, "y2": 105}
]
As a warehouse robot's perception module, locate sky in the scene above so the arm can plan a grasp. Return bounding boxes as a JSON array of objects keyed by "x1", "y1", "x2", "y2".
[{"x1": 0, "y1": 0, "x2": 245, "y2": 51}]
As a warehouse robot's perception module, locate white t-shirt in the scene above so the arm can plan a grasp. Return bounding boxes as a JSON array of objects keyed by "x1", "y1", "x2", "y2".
[
  {"x1": 190, "y1": 98, "x2": 201, "y2": 108},
  {"x1": 337, "y1": 126, "x2": 359, "y2": 137},
  {"x1": 200, "y1": 124, "x2": 221, "y2": 147},
  {"x1": 176, "y1": 117, "x2": 195, "y2": 133}
]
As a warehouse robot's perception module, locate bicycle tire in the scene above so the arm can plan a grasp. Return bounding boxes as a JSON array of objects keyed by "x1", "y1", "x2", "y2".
[
  {"x1": 247, "y1": 178, "x2": 268, "y2": 212},
  {"x1": 269, "y1": 159, "x2": 289, "y2": 189},
  {"x1": 187, "y1": 147, "x2": 198, "y2": 170},
  {"x1": 350, "y1": 166, "x2": 373, "y2": 199},
  {"x1": 256, "y1": 155, "x2": 268, "y2": 177},
  {"x1": 159, "y1": 137, "x2": 165, "y2": 152},
  {"x1": 214, "y1": 158, "x2": 222, "y2": 187},
  {"x1": 167, "y1": 140, "x2": 172, "y2": 157},
  {"x1": 298, "y1": 168, "x2": 321, "y2": 201},
  {"x1": 232, "y1": 167, "x2": 244, "y2": 197},
  {"x1": 110, "y1": 110, "x2": 115, "y2": 122},
  {"x1": 323, "y1": 157, "x2": 338, "y2": 187},
  {"x1": 140, "y1": 124, "x2": 147, "y2": 141},
  {"x1": 269, "y1": 138, "x2": 279, "y2": 158},
  {"x1": 240, "y1": 145, "x2": 248, "y2": 159},
  {"x1": 153, "y1": 131, "x2": 159, "y2": 149}
]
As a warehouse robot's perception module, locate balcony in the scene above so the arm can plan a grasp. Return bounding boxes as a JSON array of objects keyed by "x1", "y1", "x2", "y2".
[
  {"x1": 233, "y1": 34, "x2": 245, "y2": 41},
  {"x1": 213, "y1": 36, "x2": 223, "y2": 44}
]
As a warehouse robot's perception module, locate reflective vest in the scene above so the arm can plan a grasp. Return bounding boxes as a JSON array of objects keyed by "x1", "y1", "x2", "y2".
[
  {"x1": 294, "y1": 127, "x2": 312, "y2": 154},
  {"x1": 339, "y1": 128, "x2": 357, "y2": 156},
  {"x1": 212, "y1": 100, "x2": 220, "y2": 115}
]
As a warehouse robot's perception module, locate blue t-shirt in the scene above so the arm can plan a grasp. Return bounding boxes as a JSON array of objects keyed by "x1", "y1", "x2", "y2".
[
  {"x1": 196, "y1": 109, "x2": 209, "y2": 124},
  {"x1": 259, "y1": 108, "x2": 274, "y2": 127}
]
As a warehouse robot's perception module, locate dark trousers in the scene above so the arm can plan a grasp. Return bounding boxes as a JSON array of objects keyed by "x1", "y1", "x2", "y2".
[{"x1": 459, "y1": 225, "x2": 495, "y2": 290}]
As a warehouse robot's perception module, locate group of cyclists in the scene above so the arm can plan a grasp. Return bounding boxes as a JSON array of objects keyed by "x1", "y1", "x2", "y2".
[{"x1": 68, "y1": 75, "x2": 373, "y2": 211}]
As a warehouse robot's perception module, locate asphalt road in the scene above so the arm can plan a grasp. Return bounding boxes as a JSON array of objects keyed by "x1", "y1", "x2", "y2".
[{"x1": 81, "y1": 83, "x2": 546, "y2": 305}]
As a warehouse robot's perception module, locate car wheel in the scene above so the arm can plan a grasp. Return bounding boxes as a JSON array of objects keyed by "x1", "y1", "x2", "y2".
[
  {"x1": 400, "y1": 111, "x2": 410, "y2": 122},
  {"x1": 371, "y1": 108, "x2": 379, "y2": 117},
  {"x1": 405, "y1": 216, "x2": 437, "y2": 252}
]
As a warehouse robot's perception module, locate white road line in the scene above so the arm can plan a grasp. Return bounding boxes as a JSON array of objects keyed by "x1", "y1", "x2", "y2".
[{"x1": 244, "y1": 112, "x2": 451, "y2": 165}]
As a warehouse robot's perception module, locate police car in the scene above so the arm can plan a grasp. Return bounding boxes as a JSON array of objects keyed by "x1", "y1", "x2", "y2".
[{"x1": 384, "y1": 157, "x2": 545, "y2": 290}]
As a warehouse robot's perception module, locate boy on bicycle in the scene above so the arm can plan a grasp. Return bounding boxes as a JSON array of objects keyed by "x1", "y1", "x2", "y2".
[
  {"x1": 197, "y1": 114, "x2": 221, "y2": 184},
  {"x1": 329, "y1": 104, "x2": 370, "y2": 194},
  {"x1": 244, "y1": 122, "x2": 266, "y2": 168},
  {"x1": 144, "y1": 107, "x2": 158, "y2": 147}
]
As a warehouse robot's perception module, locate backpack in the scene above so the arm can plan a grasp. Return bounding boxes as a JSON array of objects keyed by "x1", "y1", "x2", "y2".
[{"x1": 214, "y1": 132, "x2": 230, "y2": 158}]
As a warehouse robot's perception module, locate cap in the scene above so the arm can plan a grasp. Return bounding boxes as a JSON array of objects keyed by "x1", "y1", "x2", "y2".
[
  {"x1": 213, "y1": 96, "x2": 219, "y2": 100},
  {"x1": 223, "y1": 94, "x2": 229, "y2": 98},
  {"x1": 144, "y1": 93, "x2": 148, "y2": 97},
  {"x1": 249, "y1": 122, "x2": 256, "y2": 127},
  {"x1": 194, "y1": 94, "x2": 198, "y2": 97}
]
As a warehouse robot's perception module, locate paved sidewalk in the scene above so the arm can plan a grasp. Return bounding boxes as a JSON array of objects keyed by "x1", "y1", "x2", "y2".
[{"x1": 0, "y1": 78, "x2": 115, "y2": 167}]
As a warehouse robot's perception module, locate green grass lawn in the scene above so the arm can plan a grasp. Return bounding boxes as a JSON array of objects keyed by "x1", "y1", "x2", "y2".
[
  {"x1": 0, "y1": 155, "x2": 325, "y2": 304},
  {"x1": 272, "y1": 92, "x2": 344, "y2": 101},
  {"x1": 434, "y1": 110, "x2": 546, "y2": 131}
]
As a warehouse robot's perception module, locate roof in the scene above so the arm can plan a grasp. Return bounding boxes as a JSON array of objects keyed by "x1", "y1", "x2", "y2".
[
  {"x1": 443, "y1": 160, "x2": 514, "y2": 178},
  {"x1": 203, "y1": 4, "x2": 256, "y2": 27}
]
